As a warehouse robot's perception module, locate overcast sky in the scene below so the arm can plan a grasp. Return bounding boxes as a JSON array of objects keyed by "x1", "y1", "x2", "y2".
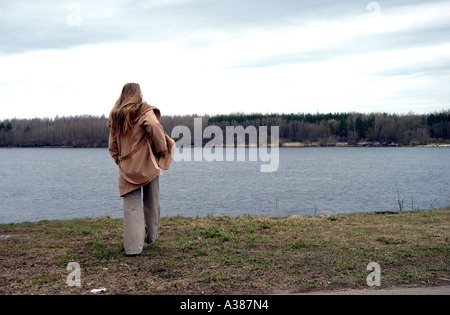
[{"x1": 0, "y1": 0, "x2": 449, "y2": 119}]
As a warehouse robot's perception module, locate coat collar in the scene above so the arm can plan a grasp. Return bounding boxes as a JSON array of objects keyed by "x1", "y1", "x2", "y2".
[{"x1": 134, "y1": 105, "x2": 161, "y2": 123}]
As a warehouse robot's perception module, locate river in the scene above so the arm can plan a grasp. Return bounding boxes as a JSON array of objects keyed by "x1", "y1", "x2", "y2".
[{"x1": 0, "y1": 147, "x2": 448, "y2": 223}]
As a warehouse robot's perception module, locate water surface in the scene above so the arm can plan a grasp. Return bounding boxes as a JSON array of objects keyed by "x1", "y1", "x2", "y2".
[{"x1": 0, "y1": 147, "x2": 448, "y2": 223}]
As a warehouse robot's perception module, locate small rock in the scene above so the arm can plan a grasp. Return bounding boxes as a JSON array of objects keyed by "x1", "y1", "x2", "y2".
[{"x1": 90, "y1": 288, "x2": 107, "y2": 294}]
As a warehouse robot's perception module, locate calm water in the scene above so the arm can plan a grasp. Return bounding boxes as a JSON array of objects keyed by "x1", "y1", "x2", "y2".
[{"x1": 0, "y1": 147, "x2": 449, "y2": 223}]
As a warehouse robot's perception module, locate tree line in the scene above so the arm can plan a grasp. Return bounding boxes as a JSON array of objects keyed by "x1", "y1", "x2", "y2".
[{"x1": 0, "y1": 110, "x2": 449, "y2": 147}]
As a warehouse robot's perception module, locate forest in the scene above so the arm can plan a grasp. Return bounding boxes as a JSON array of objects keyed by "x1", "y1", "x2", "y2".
[{"x1": 0, "y1": 110, "x2": 449, "y2": 147}]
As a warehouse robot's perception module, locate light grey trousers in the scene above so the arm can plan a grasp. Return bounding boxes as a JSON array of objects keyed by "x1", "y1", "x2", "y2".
[{"x1": 122, "y1": 177, "x2": 160, "y2": 255}]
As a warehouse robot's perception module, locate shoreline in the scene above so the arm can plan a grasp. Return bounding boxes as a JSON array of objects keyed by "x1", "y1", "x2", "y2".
[
  {"x1": 1, "y1": 142, "x2": 450, "y2": 149},
  {"x1": 281, "y1": 141, "x2": 450, "y2": 147}
]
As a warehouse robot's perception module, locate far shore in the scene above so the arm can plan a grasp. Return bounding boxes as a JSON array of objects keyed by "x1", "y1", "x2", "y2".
[
  {"x1": 280, "y1": 141, "x2": 450, "y2": 147},
  {"x1": 1, "y1": 142, "x2": 450, "y2": 149}
]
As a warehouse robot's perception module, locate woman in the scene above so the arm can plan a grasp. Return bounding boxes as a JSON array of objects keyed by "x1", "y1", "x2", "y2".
[{"x1": 108, "y1": 83, "x2": 174, "y2": 256}]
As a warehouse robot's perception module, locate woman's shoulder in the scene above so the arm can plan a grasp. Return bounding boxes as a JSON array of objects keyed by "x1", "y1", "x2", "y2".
[{"x1": 138, "y1": 103, "x2": 161, "y2": 124}]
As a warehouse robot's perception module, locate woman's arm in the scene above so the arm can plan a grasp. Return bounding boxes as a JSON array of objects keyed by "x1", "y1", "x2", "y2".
[
  {"x1": 142, "y1": 110, "x2": 168, "y2": 154},
  {"x1": 108, "y1": 131, "x2": 120, "y2": 165}
]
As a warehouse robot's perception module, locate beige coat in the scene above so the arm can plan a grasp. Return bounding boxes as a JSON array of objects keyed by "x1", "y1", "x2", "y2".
[{"x1": 108, "y1": 106, "x2": 175, "y2": 197}]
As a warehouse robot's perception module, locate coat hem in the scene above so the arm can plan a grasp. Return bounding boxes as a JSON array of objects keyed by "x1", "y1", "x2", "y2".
[{"x1": 119, "y1": 174, "x2": 159, "y2": 197}]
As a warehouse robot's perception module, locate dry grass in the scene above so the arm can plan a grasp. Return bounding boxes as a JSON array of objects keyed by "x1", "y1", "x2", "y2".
[{"x1": 0, "y1": 207, "x2": 449, "y2": 294}]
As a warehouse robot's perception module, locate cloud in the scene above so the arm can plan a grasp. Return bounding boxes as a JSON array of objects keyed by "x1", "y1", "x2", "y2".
[
  {"x1": 0, "y1": 0, "x2": 449, "y2": 118},
  {"x1": 372, "y1": 59, "x2": 450, "y2": 77},
  {"x1": 2, "y1": 1, "x2": 449, "y2": 58},
  {"x1": 232, "y1": 1, "x2": 450, "y2": 68},
  {"x1": 2, "y1": 0, "x2": 438, "y2": 54}
]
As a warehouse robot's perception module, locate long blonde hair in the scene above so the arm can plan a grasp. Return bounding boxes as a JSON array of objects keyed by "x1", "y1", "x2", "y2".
[{"x1": 107, "y1": 83, "x2": 150, "y2": 136}]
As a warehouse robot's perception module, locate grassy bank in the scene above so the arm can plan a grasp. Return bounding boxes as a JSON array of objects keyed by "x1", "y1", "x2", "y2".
[{"x1": 1, "y1": 208, "x2": 449, "y2": 295}]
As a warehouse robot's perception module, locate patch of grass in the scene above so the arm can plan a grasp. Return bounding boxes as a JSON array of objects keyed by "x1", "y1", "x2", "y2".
[
  {"x1": 54, "y1": 252, "x2": 85, "y2": 266},
  {"x1": 0, "y1": 208, "x2": 449, "y2": 294},
  {"x1": 376, "y1": 237, "x2": 406, "y2": 245},
  {"x1": 87, "y1": 237, "x2": 119, "y2": 260},
  {"x1": 328, "y1": 215, "x2": 339, "y2": 222},
  {"x1": 292, "y1": 240, "x2": 317, "y2": 249}
]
